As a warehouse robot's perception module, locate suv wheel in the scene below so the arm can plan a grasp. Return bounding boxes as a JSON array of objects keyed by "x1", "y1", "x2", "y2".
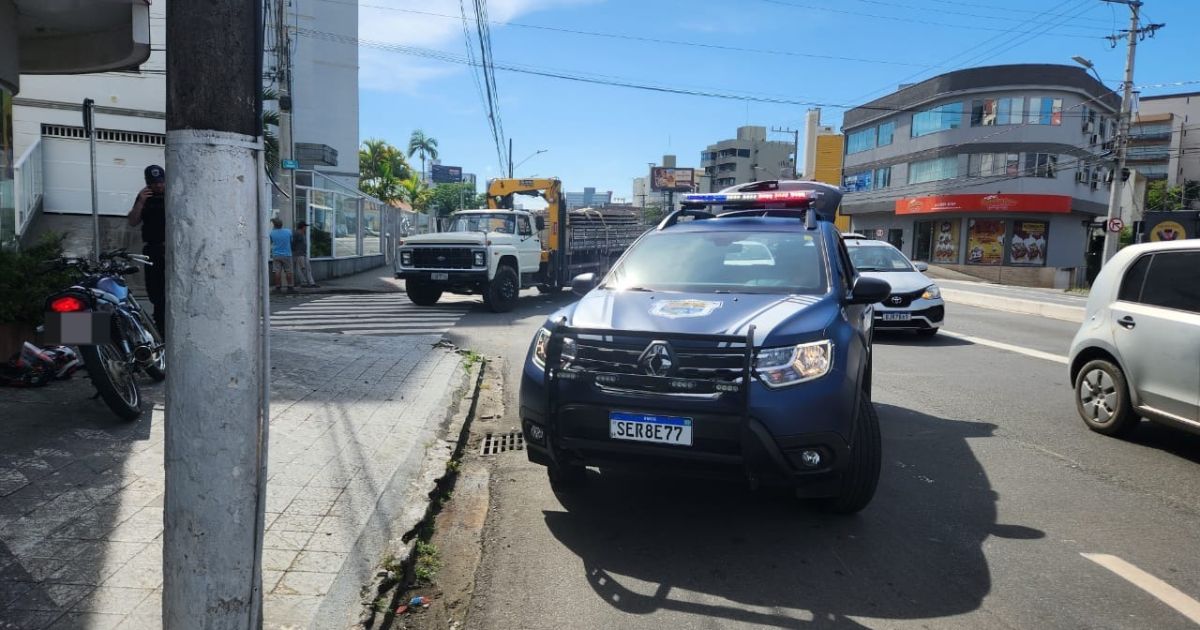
[
  {"x1": 1075, "y1": 359, "x2": 1138, "y2": 437},
  {"x1": 547, "y1": 463, "x2": 587, "y2": 491},
  {"x1": 405, "y1": 280, "x2": 443, "y2": 306},
  {"x1": 485, "y1": 265, "x2": 520, "y2": 313},
  {"x1": 917, "y1": 328, "x2": 939, "y2": 337},
  {"x1": 818, "y1": 394, "x2": 881, "y2": 515}
]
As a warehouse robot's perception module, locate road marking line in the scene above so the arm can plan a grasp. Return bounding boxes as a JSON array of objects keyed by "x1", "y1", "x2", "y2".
[
  {"x1": 939, "y1": 330, "x2": 1069, "y2": 365},
  {"x1": 1082, "y1": 553, "x2": 1200, "y2": 625}
]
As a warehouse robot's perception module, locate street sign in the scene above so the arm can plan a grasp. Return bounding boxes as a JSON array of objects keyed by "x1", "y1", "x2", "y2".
[
  {"x1": 1107, "y1": 218, "x2": 1125, "y2": 233},
  {"x1": 281, "y1": 159, "x2": 299, "y2": 170}
]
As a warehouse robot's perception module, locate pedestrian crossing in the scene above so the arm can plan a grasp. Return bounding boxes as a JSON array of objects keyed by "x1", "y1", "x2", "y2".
[{"x1": 270, "y1": 293, "x2": 478, "y2": 337}]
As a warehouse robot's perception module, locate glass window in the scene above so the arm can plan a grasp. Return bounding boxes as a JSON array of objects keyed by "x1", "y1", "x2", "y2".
[
  {"x1": 972, "y1": 98, "x2": 1023, "y2": 126},
  {"x1": 966, "y1": 219, "x2": 1005, "y2": 266},
  {"x1": 1140, "y1": 252, "x2": 1200, "y2": 313},
  {"x1": 1118, "y1": 254, "x2": 1151, "y2": 302},
  {"x1": 878, "y1": 121, "x2": 895, "y2": 147},
  {"x1": 604, "y1": 230, "x2": 828, "y2": 295},
  {"x1": 1028, "y1": 97, "x2": 1064, "y2": 125},
  {"x1": 1026, "y1": 153, "x2": 1058, "y2": 178},
  {"x1": 847, "y1": 127, "x2": 877, "y2": 154},
  {"x1": 335, "y1": 194, "x2": 361, "y2": 257},
  {"x1": 842, "y1": 170, "x2": 873, "y2": 192},
  {"x1": 908, "y1": 156, "x2": 959, "y2": 184},
  {"x1": 737, "y1": 149, "x2": 751, "y2": 158},
  {"x1": 912, "y1": 102, "x2": 963, "y2": 137},
  {"x1": 362, "y1": 202, "x2": 382, "y2": 256},
  {"x1": 847, "y1": 244, "x2": 914, "y2": 271},
  {"x1": 1007, "y1": 221, "x2": 1048, "y2": 266},
  {"x1": 874, "y1": 166, "x2": 892, "y2": 189},
  {"x1": 518, "y1": 216, "x2": 533, "y2": 236},
  {"x1": 308, "y1": 189, "x2": 334, "y2": 258}
]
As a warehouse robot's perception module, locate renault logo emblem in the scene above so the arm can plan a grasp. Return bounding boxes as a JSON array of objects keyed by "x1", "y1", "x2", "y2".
[
  {"x1": 638, "y1": 341, "x2": 676, "y2": 377},
  {"x1": 437, "y1": 255, "x2": 447, "y2": 262}
]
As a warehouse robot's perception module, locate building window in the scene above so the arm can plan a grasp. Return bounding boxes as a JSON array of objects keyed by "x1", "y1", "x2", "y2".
[
  {"x1": 911, "y1": 102, "x2": 963, "y2": 137},
  {"x1": 1025, "y1": 153, "x2": 1058, "y2": 178},
  {"x1": 847, "y1": 127, "x2": 877, "y2": 154},
  {"x1": 907, "y1": 155, "x2": 959, "y2": 184},
  {"x1": 737, "y1": 149, "x2": 751, "y2": 158},
  {"x1": 970, "y1": 98, "x2": 1023, "y2": 126},
  {"x1": 1008, "y1": 221, "x2": 1048, "y2": 266},
  {"x1": 966, "y1": 219, "x2": 1005, "y2": 266},
  {"x1": 969, "y1": 153, "x2": 1020, "y2": 177},
  {"x1": 1027, "y1": 97, "x2": 1064, "y2": 125},
  {"x1": 878, "y1": 121, "x2": 896, "y2": 147},
  {"x1": 874, "y1": 166, "x2": 892, "y2": 189},
  {"x1": 842, "y1": 170, "x2": 874, "y2": 192}
]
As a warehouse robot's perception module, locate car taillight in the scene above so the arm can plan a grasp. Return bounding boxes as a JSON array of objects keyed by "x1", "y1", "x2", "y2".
[{"x1": 49, "y1": 296, "x2": 86, "y2": 313}]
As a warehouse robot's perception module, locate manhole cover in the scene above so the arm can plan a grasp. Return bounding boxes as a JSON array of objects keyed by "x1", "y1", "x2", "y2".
[{"x1": 481, "y1": 431, "x2": 524, "y2": 456}]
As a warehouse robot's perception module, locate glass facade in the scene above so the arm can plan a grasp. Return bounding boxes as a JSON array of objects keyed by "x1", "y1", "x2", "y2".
[
  {"x1": 969, "y1": 153, "x2": 1020, "y2": 177},
  {"x1": 878, "y1": 121, "x2": 895, "y2": 146},
  {"x1": 1, "y1": 87, "x2": 13, "y2": 245},
  {"x1": 296, "y1": 171, "x2": 393, "y2": 260},
  {"x1": 911, "y1": 102, "x2": 963, "y2": 137},
  {"x1": 908, "y1": 155, "x2": 959, "y2": 184},
  {"x1": 1027, "y1": 98, "x2": 1064, "y2": 125},
  {"x1": 846, "y1": 127, "x2": 877, "y2": 154}
]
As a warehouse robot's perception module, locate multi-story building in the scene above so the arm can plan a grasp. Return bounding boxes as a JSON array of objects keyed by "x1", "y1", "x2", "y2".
[
  {"x1": 701, "y1": 126, "x2": 794, "y2": 191},
  {"x1": 802, "y1": 108, "x2": 849, "y2": 231},
  {"x1": 564, "y1": 187, "x2": 613, "y2": 210},
  {"x1": 840, "y1": 64, "x2": 1119, "y2": 288},
  {"x1": 1130, "y1": 92, "x2": 1200, "y2": 191}
]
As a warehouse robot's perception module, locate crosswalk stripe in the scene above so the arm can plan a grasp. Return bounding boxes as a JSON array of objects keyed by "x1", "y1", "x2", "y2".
[
  {"x1": 273, "y1": 321, "x2": 462, "y2": 331},
  {"x1": 276, "y1": 308, "x2": 469, "y2": 316},
  {"x1": 271, "y1": 316, "x2": 464, "y2": 324},
  {"x1": 338, "y1": 328, "x2": 453, "y2": 336},
  {"x1": 270, "y1": 293, "x2": 474, "y2": 337}
]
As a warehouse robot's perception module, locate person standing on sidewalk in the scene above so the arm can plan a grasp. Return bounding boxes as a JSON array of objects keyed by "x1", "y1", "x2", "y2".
[
  {"x1": 127, "y1": 165, "x2": 168, "y2": 333},
  {"x1": 292, "y1": 221, "x2": 318, "y2": 288},
  {"x1": 269, "y1": 218, "x2": 296, "y2": 293}
]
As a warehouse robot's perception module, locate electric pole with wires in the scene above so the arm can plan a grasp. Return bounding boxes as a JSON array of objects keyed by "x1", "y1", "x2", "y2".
[{"x1": 1100, "y1": 0, "x2": 1164, "y2": 265}]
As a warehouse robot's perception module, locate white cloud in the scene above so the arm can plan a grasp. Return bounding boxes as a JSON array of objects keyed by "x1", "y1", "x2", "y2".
[{"x1": 358, "y1": 0, "x2": 597, "y2": 93}]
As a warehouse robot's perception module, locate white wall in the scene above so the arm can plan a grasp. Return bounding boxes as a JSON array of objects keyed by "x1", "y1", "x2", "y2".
[
  {"x1": 293, "y1": 0, "x2": 359, "y2": 186},
  {"x1": 41, "y1": 136, "x2": 163, "y2": 215}
]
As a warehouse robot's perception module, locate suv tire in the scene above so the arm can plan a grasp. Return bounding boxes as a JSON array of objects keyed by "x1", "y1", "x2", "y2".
[
  {"x1": 819, "y1": 394, "x2": 881, "y2": 514},
  {"x1": 405, "y1": 280, "x2": 443, "y2": 306},
  {"x1": 917, "y1": 328, "x2": 939, "y2": 337},
  {"x1": 547, "y1": 463, "x2": 587, "y2": 491},
  {"x1": 1075, "y1": 359, "x2": 1138, "y2": 437},
  {"x1": 484, "y1": 265, "x2": 520, "y2": 313}
]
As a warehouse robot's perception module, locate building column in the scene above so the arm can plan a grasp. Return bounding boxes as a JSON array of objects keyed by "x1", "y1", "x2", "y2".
[{"x1": 0, "y1": 0, "x2": 18, "y2": 95}]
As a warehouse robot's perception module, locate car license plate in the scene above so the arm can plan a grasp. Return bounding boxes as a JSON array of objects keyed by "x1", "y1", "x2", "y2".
[
  {"x1": 610, "y1": 412, "x2": 693, "y2": 446},
  {"x1": 882, "y1": 312, "x2": 911, "y2": 321},
  {"x1": 430, "y1": 272, "x2": 449, "y2": 280}
]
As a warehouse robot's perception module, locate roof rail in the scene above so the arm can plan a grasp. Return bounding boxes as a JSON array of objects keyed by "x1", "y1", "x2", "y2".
[{"x1": 656, "y1": 208, "x2": 716, "y2": 230}]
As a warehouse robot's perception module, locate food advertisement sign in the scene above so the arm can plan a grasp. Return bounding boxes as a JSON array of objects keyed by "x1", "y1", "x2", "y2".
[
  {"x1": 651, "y1": 167, "x2": 696, "y2": 192},
  {"x1": 966, "y1": 219, "x2": 1005, "y2": 266},
  {"x1": 1008, "y1": 221, "x2": 1048, "y2": 266},
  {"x1": 896, "y1": 193, "x2": 1072, "y2": 215},
  {"x1": 932, "y1": 219, "x2": 960, "y2": 263}
]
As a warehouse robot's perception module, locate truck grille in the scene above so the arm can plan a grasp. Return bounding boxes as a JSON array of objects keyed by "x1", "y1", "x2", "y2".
[{"x1": 410, "y1": 247, "x2": 475, "y2": 270}]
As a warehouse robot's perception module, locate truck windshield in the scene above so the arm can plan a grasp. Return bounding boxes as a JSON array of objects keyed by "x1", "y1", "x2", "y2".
[
  {"x1": 448, "y1": 213, "x2": 516, "y2": 234},
  {"x1": 603, "y1": 231, "x2": 827, "y2": 295}
]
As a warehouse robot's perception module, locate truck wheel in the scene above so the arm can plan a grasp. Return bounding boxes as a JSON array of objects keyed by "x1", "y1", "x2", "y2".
[
  {"x1": 816, "y1": 394, "x2": 881, "y2": 515},
  {"x1": 405, "y1": 280, "x2": 443, "y2": 306},
  {"x1": 484, "y1": 265, "x2": 520, "y2": 313}
]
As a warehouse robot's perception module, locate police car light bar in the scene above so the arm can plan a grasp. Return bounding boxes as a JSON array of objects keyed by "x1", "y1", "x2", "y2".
[{"x1": 681, "y1": 190, "x2": 815, "y2": 205}]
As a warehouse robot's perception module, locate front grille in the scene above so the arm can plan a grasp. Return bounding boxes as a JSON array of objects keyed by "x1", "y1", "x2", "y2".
[
  {"x1": 882, "y1": 288, "x2": 924, "y2": 308},
  {"x1": 410, "y1": 247, "x2": 475, "y2": 269},
  {"x1": 565, "y1": 336, "x2": 748, "y2": 395}
]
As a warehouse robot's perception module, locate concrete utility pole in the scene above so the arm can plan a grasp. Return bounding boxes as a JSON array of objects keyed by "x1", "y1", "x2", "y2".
[
  {"x1": 508, "y1": 138, "x2": 513, "y2": 178},
  {"x1": 771, "y1": 126, "x2": 800, "y2": 179},
  {"x1": 164, "y1": 0, "x2": 268, "y2": 627},
  {"x1": 1100, "y1": 0, "x2": 1164, "y2": 265}
]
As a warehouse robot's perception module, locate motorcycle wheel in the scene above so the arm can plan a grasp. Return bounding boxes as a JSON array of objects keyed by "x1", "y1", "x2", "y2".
[
  {"x1": 138, "y1": 312, "x2": 167, "y2": 382},
  {"x1": 81, "y1": 344, "x2": 143, "y2": 421}
]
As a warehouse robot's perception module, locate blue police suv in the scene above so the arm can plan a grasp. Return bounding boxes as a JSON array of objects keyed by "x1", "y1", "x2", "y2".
[{"x1": 518, "y1": 180, "x2": 891, "y2": 513}]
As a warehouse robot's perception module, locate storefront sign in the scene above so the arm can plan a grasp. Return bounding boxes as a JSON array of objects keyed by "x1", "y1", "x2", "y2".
[
  {"x1": 966, "y1": 219, "x2": 1005, "y2": 266},
  {"x1": 896, "y1": 193, "x2": 1073, "y2": 215},
  {"x1": 1008, "y1": 221, "x2": 1048, "y2": 266}
]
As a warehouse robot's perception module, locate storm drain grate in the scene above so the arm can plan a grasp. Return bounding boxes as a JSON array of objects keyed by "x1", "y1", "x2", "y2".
[{"x1": 481, "y1": 431, "x2": 524, "y2": 455}]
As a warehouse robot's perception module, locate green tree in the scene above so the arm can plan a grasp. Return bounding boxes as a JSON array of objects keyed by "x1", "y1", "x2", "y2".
[
  {"x1": 428, "y1": 183, "x2": 485, "y2": 216},
  {"x1": 399, "y1": 175, "x2": 433, "y2": 213},
  {"x1": 642, "y1": 204, "x2": 665, "y2": 225},
  {"x1": 1145, "y1": 179, "x2": 1199, "y2": 212},
  {"x1": 407, "y1": 130, "x2": 439, "y2": 180},
  {"x1": 358, "y1": 139, "x2": 411, "y2": 203},
  {"x1": 262, "y1": 88, "x2": 281, "y2": 174}
]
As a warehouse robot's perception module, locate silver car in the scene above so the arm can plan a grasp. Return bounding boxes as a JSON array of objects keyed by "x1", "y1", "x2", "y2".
[
  {"x1": 844, "y1": 237, "x2": 945, "y2": 336},
  {"x1": 1069, "y1": 240, "x2": 1200, "y2": 437}
]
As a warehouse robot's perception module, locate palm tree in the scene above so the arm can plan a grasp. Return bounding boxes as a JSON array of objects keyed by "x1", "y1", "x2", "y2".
[
  {"x1": 263, "y1": 88, "x2": 281, "y2": 174},
  {"x1": 358, "y1": 139, "x2": 411, "y2": 203},
  {"x1": 407, "y1": 130, "x2": 439, "y2": 181},
  {"x1": 399, "y1": 175, "x2": 432, "y2": 212}
]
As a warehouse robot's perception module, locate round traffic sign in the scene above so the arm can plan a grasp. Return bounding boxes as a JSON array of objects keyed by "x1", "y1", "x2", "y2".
[{"x1": 1107, "y1": 218, "x2": 1124, "y2": 233}]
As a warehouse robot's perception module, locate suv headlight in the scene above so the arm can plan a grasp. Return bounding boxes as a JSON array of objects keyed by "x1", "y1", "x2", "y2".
[
  {"x1": 474, "y1": 250, "x2": 486, "y2": 267},
  {"x1": 531, "y1": 328, "x2": 576, "y2": 370},
  {"x1": 921, "y1": 284, "x2": 941, "y2": 300},
  {"x1": 755, "y1": 340, "x2": 833, "y2": 387},
  {"x1": 400, "y1": 250, "x2": 412, "y2": 267}
]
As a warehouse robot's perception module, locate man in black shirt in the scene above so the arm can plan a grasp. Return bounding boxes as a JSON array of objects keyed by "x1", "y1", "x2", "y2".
[{"x1": 127, "y1": 164, "x2": 167, "y2": 334}]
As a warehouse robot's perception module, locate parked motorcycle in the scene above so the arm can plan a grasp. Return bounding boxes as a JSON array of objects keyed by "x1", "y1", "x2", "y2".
[{"x1": 43, "y1": 249, "x2": 166, "y2": 420}]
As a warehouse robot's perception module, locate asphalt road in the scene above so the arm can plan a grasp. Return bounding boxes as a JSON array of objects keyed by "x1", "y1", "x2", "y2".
[{"x1": 444, "y1": 293, "x2": 1200, "y2": 629}]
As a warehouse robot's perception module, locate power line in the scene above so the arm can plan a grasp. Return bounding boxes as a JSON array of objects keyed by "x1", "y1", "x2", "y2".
[
  {"x1": 845, "y1": 0, "x2": 1113, "y2": 29},
  {"x1": 755, "y1": 0, "x2": 1103, "y2": 38}
]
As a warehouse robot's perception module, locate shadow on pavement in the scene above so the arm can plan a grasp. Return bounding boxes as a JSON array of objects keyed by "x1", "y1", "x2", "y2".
[
  {"x1": 1124, "y1": 420, "x2": 1200, "y2": 466},
  {"x1": 872, "y1": 330, "x2": 972, "y2": 347},
  {"x1": 542, "y1": 404, "x2": 1044, "y2": 628}
]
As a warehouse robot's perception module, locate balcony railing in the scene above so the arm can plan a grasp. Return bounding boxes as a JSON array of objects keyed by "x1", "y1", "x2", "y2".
[{"x1": 4, "y1": 137, "x2": 45, "y2": 247}]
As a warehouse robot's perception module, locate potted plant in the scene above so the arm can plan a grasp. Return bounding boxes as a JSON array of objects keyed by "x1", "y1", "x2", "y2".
[{"x1": 0, "y1": 235, "x2": 73, "y2": 358}]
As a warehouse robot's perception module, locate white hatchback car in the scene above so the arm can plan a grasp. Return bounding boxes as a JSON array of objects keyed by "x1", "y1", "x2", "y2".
[{"x1": 1069, "y1": 240, "x2": 1200, "y2": 437}]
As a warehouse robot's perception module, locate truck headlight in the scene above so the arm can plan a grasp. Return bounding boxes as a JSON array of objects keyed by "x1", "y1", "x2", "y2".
[
  {"x1": 400, "y1": 250, "x2": 412, "y2": 267},
  {"x1": 474, "y1": 250, "x2": 486, "y2": 267},
  {"x1": 755, "y1": 340, "x2": 832, "y2": 387},
  {"x1": 532, "y1": 328, "x2": 576, "y2": 371},
  {"x1": 921, "y1": 284, "x2": 941, "y2": 300}
]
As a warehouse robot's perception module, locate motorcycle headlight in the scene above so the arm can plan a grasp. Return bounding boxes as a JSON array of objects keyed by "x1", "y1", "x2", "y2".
[
  {"x1": 531, "y1": 328, "x2": 575, "y2": 371},
  {"x1": 921, "y1": 284, "x2": 941, "y2": 300},
  {"x1": 400, "y1": 250, "x2": 412, "y2": 267},
  {"x1": 755, "y1": 340, "x2": 833, "y2": 388},
  {"x1": 474, "y1": 250, "x2": 486, "y2": 267}
]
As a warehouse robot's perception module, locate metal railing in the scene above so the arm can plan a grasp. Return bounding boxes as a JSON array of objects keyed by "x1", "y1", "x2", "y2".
[{"x1": 5, "y1": 137, "x2": 45, "y2": 246}]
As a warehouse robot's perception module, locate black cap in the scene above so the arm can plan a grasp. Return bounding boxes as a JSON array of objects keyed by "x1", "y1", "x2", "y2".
[
  {"x1": 297, "y1": 221, "x2": 309, "y2": 228},
  {"x1": 144, "y1": 165, "x2": 165, "y2": 184}
]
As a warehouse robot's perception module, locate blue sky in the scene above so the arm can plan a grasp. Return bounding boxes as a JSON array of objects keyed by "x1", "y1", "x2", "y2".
[{"x1": 356, "y1": 0, "x2": 1198, "y2": 200}]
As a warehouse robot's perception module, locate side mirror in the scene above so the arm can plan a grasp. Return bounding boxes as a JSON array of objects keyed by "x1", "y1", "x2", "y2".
[
  {"x1": 848, "y1": 276, "x2": 891, "y2": 305},
  {"x1": 571, "y1": 273, "x2": 598, "y2": 297},
  {"x1": 913, "y1": 261, "x2": 929, "y2": 272},
  {"x1": 535, "y1": 216, "x2": 546, "y2": 231}
]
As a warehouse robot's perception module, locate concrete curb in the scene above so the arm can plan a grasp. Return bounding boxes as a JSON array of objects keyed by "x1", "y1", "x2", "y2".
[{"x1": 942, "y1": 288, "x2": 1085, "y2": 323}]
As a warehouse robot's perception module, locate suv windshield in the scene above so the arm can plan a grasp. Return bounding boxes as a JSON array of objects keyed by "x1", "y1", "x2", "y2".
[
  {"x1": 448, "y1": 213, "x2": 516, "y2": 234},
  {"x1": 603, "y1": 231, "x2": 827, "y2": 295},
  {"x1": 848, "y1": 244, "x2": 914, "y2": 272}
]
